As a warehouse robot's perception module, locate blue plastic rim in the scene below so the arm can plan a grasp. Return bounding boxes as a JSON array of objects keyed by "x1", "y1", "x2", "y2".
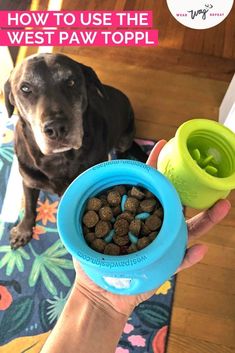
[{"x1": 57, "y1": 160, "x2": 188, "y2": 295}]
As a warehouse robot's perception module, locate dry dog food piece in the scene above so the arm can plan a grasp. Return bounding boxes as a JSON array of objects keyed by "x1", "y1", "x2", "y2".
[
  {"x1": 112, "y1": 206, "x2": 121, "y2": 217},
  {"x1": 91, "y1": 239, "x2": 106, "y2": 252},
  {"x1": 113, "y1": 185, "x2": 127, "y2": 196},
  {"x1": 124, "y1": 197, "x2": 139, "y2": 213},
  {"x1": 129, "y1": 219, "x2": 141, "y2": 236},
  {"x1": 83, "y1": 210, "x2": 99, "y2": 228},
  {"x1": 148, "y1": 232, "x2": 158, "y2": 242},
  {"x1": 99, "y1": 206, "x2": 113, "y2": 221},
  {"x1": 104, "y1": 243, "x2": 121, "y2": 255},
  {"x1": 113, "y1": 234, "x2": 130, "y2": 246},
  {"x1": 144, "y1": 190, "x2": 155, "y2": 199},
  {"x1": 137, "y1": 236, "x2": 150, "y2": 250},
  {"x1": 99, "y1": 194, "x2": 109, "y2": 206},
  {"x1": 84, "y1": 232, "x2": 96, "y2": 243},
  {"x1": 127, "y1": 243, "x2": 138, "y2": 254},
  {"x1": 141, "y1": 222, "x2": 151, "y2": 236},
  {"x1": 140, "y1": 199, "x2": 156, "y2": 212},
  {"x1": 116, "y1": 211, "x2": 134, "y2": 223},
  {"x1": 86, "y1": 197, "x2": 102, "y2": 211},
  {"x1": 107, "y1": 191, "x2": 121, "y2": 206},
  {"x1": 95, "y1": 221, "x2": 111, "y2": 238},
  {"x1": 120, "y1": 245, "x2": 130, "y2": 255},
  {"x1": 145, "y1": 215, "x2": 162, "y2": 231},
  {"x1": 114, "y1": 219, "x2": 129, "y2": 236},
  {"x1": 153, "y1": 207, "x2": 164, "y2": 218},
  {"x1": 130, "y1": 187, "x2": 145, "y2": 200}
]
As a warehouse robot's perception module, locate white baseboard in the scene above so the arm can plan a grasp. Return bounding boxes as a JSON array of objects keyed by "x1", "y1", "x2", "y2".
[{"x1": 219, "y1": 74, "x2": 235, "y2": 132}]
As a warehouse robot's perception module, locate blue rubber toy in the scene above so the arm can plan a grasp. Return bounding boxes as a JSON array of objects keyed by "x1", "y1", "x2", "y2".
[{"x1": 57, "y1": 160, "x2": 187, "y2": 295}]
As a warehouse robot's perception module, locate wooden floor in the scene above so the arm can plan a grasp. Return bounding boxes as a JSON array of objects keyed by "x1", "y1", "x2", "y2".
[{"x1": 1, "y1": 0, "x2": 235, "y2": 351}]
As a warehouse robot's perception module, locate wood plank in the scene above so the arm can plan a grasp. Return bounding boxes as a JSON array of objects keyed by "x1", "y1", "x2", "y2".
[
  {"x1": 177, "y1": 263, "x2": 235, "y2": 294},
  {"x1": 169, "y1": 307, "x2": 235, "y2": 347},
  {"x1": 135, "y1": 120, "x2": 177, "y2": 141},
  {"x1": 173, "y1": 281, "x2": 235, "y2": 319},
  {"x1": 202, "y1": 22, "x2": 225, "y2": 58},
  {"x1": 196, "y1": 224, "x2": 235, "y2": 249},
  {"x1": 57, "y1": 46, "x2": 235, "y2": 82},
  {"x1": 200, "y1": 243, "x2": 235, "y2": 270},
  {"x1": 167, "y1": 332, "x2": 235, "y2": 353},
  {"x1": 60, "y1": 53, "x2": 229, "y2": 132}
]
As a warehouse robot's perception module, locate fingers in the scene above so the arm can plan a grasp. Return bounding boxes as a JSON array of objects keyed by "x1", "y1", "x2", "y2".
[
  {"x1": 146, "y1": 140, "x2": 167, "y2": 167},
  {"x1": 176, "y1": 244, "x2": 208, "y2": 273},
  {"x1": 187, "y1": 199, "x2": 231, "y2": 241}
]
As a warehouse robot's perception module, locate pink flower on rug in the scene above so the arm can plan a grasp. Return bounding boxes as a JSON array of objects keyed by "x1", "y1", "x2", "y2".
[
  {"x1": 115, "y1": 347, "x2": 129, "y2": 353},
  {"x1": 124, "y1": 322, "x2": 134, "y2": 334},
  {"x1": 152, "y1": 325, "x2": 168, "y2": 353},
  {"x1": 128, "y1": 335, "x2": 146, "y2": 347}
]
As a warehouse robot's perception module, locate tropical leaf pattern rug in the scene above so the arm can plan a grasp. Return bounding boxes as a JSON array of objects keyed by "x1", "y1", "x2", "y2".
[{"x1": 0, "y1": 114, "x2": 176, "y2": 353}]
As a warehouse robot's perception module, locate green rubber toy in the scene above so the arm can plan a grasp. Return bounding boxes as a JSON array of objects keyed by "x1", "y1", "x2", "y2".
[{"x1": 157, "y1": 119, "x2": 235, "y2": 209}]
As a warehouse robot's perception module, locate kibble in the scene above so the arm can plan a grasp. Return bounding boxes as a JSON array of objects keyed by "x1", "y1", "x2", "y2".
[
  {"x1": 137, "y1": 236, "x2": 150, "y2": 250},
  {"x1": 83, "y1": 210, "x2": 99, "y2": 228},
  {"x1": 114, "y1": 219, "x2": 129, "y2": 236},
  {"x1": 127, "y1": 243, "x2": 138, "y2": 254},
  {"x1": 120, "y1": 245, "x2": 130, "y2": 255},
  {"x1": 113, "y1": 234, "x2": 129, "y2": 246},
  {"x1": 144, "y1": 190, "x2": 155, "y2": 199},
  {"x1": 145, "y1": 215, "x2": 162, "y2": 231},
  {"x1": 86, "y1": 197, "x2": 102, "y2": 211},
  {"x1": 82, "y1": 184, "x2": 164, "y2": 255},
  {"x1": 153, "y1": 207, "x2": 164, "y2": 218},
  {"x1": 107, "y1": 191, "x2": 121, "y2": 206},
  {"x1": 112, "y1": 206, "x2": 121, "y2": 217},
  {"x1": 84, "y1": 232, "x2": 96, "y2": 243},
  {"x1": 104, "y1": 243, "x2": 120, "y2": 255},
  {"x1": 116, "y1": 211, "x2": 134, "y2": 223},
  {"x1": 113, "y1": 185, "x2": 127, "y2": 196},
  {"x1": 99, "y1": 206, "x2": 113, "y2": 221},
  {"x1": 130, "y1": 187, "x2": 145, "y2": 200},
  {"x1": 91, "y1": 239, "x2": 106, "y2": 252},
  {"x1": 140, "y1": 199, "x2": 157, "y2": 212},
  {"x1": 124, "y1": 197, "x2": 139, "y2": 213},
  {"x1": 95, "y1": 221, "x2": 111, "y2": 238},
  {"x1": 129, "y1": 219, "x2": 141, "y2": 236},
  {"x1": 149, "y1": 232, "x2": 158, "y2": 242},
  {"x1": 99, "y1": 194, "x2": 109, "y2": 206},
  {"x1": 141, "y1": 222, "x2": 151, "y2": 236}
]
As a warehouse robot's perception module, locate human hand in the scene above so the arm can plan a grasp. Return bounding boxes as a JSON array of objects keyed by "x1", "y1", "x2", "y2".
[{"x1": 73, "y1": 141, "x2": 231, "y2": 316}]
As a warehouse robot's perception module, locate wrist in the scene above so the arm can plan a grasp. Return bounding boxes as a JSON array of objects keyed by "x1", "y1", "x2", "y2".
[
  {"x1": 74, "y1": 281, "x2": 134, "y2": 318},
  {"x1": 41, "y1": 283, "x2": 130, "y2": 353}
]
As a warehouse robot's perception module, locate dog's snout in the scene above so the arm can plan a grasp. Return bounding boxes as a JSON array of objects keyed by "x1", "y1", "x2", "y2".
[{"x1": 43, "y1": 120, "x2": 68, "y2": 140}]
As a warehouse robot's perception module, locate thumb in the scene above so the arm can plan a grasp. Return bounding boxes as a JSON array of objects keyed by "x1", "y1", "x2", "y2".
[
  {"x1": 176, "y1": 244, "x2": 208, "y2": 273},
  {"x1": 187, "y1": 199, "x2": 231, "y2": 241}
]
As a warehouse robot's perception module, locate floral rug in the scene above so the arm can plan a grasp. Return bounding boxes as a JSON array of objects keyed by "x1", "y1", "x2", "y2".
[{"x1": 0, "y1": 115, "x2": 176, "y2": 353}]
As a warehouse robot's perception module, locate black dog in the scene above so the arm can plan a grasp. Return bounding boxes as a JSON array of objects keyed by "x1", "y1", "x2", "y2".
[{"x1": 4, "y1": 53, "x2": 147, "y2": 249}]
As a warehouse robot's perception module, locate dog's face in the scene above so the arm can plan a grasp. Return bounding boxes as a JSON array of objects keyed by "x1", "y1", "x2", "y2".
[{"x1": 4, "y1": 53, "x2": 103, "y2": 155}]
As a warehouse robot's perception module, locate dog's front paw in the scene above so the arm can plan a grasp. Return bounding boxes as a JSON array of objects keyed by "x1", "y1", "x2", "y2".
[{"x1": 10, "y1": 224, "x2": 33, "y2": 249}]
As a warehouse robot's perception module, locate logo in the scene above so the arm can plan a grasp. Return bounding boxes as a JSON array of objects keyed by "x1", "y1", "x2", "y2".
[{"x1": 166, "y1": 0, "x2": 234, "y2": 29}]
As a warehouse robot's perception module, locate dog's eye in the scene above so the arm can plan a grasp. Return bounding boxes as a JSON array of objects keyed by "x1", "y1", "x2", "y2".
[
  {"x1": 67, "y1": 79, "x2": 75, "y2": 87},
  {"x1": 20, "y1": 85, "x2": 31, "y2": 93}
]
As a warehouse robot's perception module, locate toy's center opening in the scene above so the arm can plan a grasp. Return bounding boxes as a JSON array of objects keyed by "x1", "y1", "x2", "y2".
[{"x1": 187, "y1": 130, "x2": 235, "y2": 178}]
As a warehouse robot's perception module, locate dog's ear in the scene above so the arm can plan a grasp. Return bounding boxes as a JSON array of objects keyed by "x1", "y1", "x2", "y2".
[
  {"x1": 80, "y1": 64, "x2": 107, "y2": 99},
  {"x1": 4, "y1": 79, "x2": 15, "y2": 118}
]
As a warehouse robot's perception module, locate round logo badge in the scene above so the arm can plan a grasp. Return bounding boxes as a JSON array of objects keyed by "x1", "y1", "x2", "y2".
[{"x1": 166, "y1": 0, "x2": 234, "y2": 29}]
